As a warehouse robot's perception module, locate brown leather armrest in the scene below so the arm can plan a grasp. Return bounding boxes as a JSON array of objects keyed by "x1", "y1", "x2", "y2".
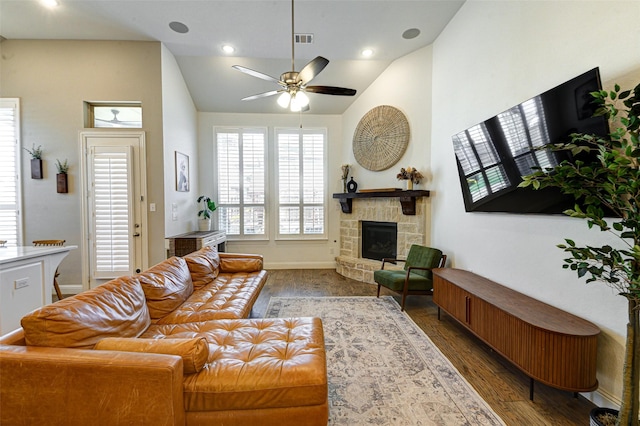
[
  {"x1": 0, "y1": 345, "x2": 185, "y2": 425},
  {"x1": 219, "y1": 252, "x2": 264, "y2": 273}
]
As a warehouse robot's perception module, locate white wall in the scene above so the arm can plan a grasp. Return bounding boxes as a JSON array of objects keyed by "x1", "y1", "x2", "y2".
[
  {"x1": 161, "y1": 45, "x2": 199, "y2": 240},
  {"x1": 197, "y1": 112, "x2": 342, "y2": 268},
  {"x1": 0, "y1": 40, "x2": 166, "y2": 288},
  {"x1": 342, "y1": 46, "x2": 434, "y2": 244},
  {"x1": 430, "y1": 0, "x2": 640, "y2": 406}
]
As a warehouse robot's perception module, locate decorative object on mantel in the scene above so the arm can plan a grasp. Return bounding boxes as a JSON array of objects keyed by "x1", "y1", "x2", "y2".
[
  {"x1": 24, "y1": 144, "x2": 43, "y2": 179},
  {"x1": 353, "y1": 105, "x2": 410, "y2": 171},
  {"x1": 340, "y1": 164, "x2": 350, "y2": 193},
  {"x1": 396, "y1": 166, "x2": 424, "y2": 190},
  {"x1": 346, "y1": 177, "x2": 358, "y2": 193},
  {"x1": 55, "y1": 159, "x2": 69, "y2": 194}
]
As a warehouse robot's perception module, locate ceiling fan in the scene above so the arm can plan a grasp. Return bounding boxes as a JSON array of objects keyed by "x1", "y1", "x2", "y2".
[{"x1": 232, "y1": 0, "x2": 357, "y2": 112}]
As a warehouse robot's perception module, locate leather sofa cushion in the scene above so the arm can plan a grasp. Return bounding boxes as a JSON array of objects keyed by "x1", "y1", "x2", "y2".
[
  {"x1": 95, "y1": 337, "x2": 209, "y2": 374},
  {"x1": 138, "y1": 256, "x2": 194, "y2": 320},
  {"x1": 21, "y1": 276, "x2": 150, "y2": 348},
  {"x1": 183, "y1": 246, "x2": 221, "y2": 290},
  {"x1": 141, "y1": 317, "x2": 327, "y2": 412},
  {"x1": 155, "y1": 270, "x2": 267, "y2": 324},
  {"x1": 219, "y1": 253, "x2": 263, "y2": 273}
]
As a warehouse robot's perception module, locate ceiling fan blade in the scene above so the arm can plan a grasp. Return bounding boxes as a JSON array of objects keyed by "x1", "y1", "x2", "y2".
[
  {"x1": 241, "y1": 90, "x2": 282, "y2": 101},
  {"x1": 297, "y1": 56, "x2": 329, "y2": 84},
  {"x1": 232, "y1": 65, "x2": 284, "y2": 85},
  {"x1": 305, "y1": 85, "x2": 357, "y2": 96}
]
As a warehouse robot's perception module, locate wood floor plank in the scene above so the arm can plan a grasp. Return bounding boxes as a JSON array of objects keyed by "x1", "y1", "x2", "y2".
[{"x1": 253, "y1": 269, "x2": 596, "y2": 426}]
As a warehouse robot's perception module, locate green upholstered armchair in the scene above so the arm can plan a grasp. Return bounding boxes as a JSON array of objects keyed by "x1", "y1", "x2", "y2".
[{"x1": 373, "y1": 245, "x2": 446, "y2": 311}]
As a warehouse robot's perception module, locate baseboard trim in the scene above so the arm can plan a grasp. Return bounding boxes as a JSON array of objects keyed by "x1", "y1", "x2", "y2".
[
  {"x1": 582, "y1": 388, "x2": 619, "y2": 410},
  {"x1": 264, "y1": 261, "x2": 337, "y2": 270},
  {"x1": 58, "y1": 284, "x2": 84, "y2": 296}
]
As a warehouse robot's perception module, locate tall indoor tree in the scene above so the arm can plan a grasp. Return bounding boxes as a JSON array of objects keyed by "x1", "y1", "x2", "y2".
[{"x1": 520, "y1": 82, "x2": 640, "y2": 425}]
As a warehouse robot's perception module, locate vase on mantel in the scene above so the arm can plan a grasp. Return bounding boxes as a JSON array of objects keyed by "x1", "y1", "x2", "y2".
[
  {"x1": 406, "y1": 180, "x2": 414, "y2": 190},
  {"x1": 342, "y1": 178, "x2": 348, "y2": 193}
]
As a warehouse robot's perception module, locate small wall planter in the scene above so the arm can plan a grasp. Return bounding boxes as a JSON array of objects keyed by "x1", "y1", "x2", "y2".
[
  {"x1": 30, "y1": 158, "x2": 43, "y2": 179},
  {"x1": 56, "y1": 173, "x2": 68, "y2": 193}
]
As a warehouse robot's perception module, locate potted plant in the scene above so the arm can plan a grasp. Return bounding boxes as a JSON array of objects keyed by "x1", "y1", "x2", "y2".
[
  {"x1": 55, "y1": 159, "x2": 69, "y2": 193},
  {"x1": 24, "y1": 144, "x2": 43, "y2": 179},
  {"x1": 520, "y1": 82, "x2": 640, "y2": 426},
  {"x1": 197, "y1": 195, "x2": 217, "y2": 232},
  {"x1": 396, "y1": 167, "x2": 424, "y2": 190}
]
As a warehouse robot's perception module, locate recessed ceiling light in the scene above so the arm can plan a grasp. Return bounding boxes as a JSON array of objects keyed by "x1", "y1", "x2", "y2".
[
  {"x1": 40, "y1": 0, "x2": 59, "y2": 8},
  {"x1": 402, "y1": 28, "x2": 421, "y2": 40},
  {"x1": 361, "y1": 49, "x2": 374, "y2": 57},
  {"x1": 222, "y1": 45, "x2": 235, "y2": 54},
  {"x1": 169, "y1": 21, "x2": 189, "y2": 34}
]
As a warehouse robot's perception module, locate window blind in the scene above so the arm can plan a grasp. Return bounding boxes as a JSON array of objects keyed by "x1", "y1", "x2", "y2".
[
  {"x1": 0, "y1": 99, "x2": 20, "y2": 247},
  {"x1": 91, "y1": 147, "x2": 132, "y2": 277},
  {"x1": 216, "y1": 129, "x2": 266, "y2": 237}
]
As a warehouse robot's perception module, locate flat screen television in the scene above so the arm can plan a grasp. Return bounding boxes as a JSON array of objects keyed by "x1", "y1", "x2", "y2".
[{"x1": 452, "y1": 67, "x2": 609, "y2": 214}]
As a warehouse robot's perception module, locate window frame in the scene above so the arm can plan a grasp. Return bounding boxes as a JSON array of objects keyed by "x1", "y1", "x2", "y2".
[
  {"x1": 214, "y1": 127, "x2": 268, "y2": 241},
  {"x1": 274, "y1": 127, "x2": 328, "y2": 241},
  {"x1": 0, "y1": 98, "x2": 23, "y2": 247}
]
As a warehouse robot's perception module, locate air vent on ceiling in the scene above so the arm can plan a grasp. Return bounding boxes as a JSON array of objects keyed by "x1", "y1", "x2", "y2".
[{"x1": 294, "y1": 33, "x2": 314, "y2": 44}]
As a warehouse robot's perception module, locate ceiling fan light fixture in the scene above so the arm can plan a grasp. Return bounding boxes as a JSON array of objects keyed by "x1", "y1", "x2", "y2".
[
  {"x1": 277, "y1": 92, "x2": 292, "y2": 108},
  {"x1": 294, "y1": 91, "x2": 309, "y2": 107}
]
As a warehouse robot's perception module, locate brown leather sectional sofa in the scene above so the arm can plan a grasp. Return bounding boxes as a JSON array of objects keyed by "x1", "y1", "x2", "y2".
[{"x1": 0, "y1": 246, "x2": 329, "y2": 425}]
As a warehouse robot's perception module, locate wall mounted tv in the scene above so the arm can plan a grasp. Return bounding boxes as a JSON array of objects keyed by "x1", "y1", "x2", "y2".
[{"x1": 452, "y1": 67, "x2": 609, "y2": 214}]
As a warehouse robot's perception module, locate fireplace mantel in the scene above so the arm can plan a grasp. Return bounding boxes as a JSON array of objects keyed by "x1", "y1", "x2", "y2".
[{"x1": 332, "y1": 190, "x2": 430, "y2": 215}]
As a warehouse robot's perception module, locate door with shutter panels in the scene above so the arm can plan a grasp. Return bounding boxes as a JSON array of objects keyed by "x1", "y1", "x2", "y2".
[{"x1": 80, "y1": 131, "x2": 147, "y2": 289}]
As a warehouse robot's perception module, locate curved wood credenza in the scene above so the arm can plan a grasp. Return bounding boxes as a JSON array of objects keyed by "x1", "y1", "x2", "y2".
[{"x1": 432, "y1": 268, "x2": 600, "y2": 399}]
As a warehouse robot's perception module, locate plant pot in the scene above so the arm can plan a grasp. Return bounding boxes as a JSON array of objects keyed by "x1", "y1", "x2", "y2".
[
  {"x1": 31, "y1": 158, "x2": 43, "y2": 179},
  {"x1": 198, "y1": 218, "x2": 211, "y2": 232},
  {"x1": 56, "y1": 173, "x2": 68, "y2": 193},
  {"x1": 589, "y1": 407, "x2": 619, "y2": 426}
]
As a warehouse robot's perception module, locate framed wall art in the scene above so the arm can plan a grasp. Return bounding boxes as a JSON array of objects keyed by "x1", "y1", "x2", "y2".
[{"x1": 175, "y1": 151, "x2": 190, "y2": 192}]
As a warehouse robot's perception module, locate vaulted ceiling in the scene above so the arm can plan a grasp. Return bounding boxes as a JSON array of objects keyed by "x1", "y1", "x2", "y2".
[{"x1": 0, "y1": 0, "x2": 465, "y2": 114}]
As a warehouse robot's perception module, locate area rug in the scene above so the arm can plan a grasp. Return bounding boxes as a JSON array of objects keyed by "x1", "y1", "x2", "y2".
[{"x1": 265, "y1": 296, "x2": 505, "y2": 425}]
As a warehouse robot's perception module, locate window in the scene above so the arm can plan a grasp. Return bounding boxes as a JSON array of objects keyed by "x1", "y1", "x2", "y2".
[
  {"x1": 0, "y1": 99, "x2": 21, "y2": 247},
  {"x1": 276, "y1": 128, "x2": 326, "y2": 239},
  {"x1": 86, "y1": 102, "x2": 142, "y2": 128},
  {"x1": 216, "y1": 128, "x2": 266, "y2": 238}
]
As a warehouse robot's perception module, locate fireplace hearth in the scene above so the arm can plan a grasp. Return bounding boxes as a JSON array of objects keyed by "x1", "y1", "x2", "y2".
[{"x1": 361, "y1": 221, "x2": 397, "y2": 261}]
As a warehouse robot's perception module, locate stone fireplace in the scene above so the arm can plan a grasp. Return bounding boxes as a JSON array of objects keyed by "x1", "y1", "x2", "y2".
[{"x1": 335, "y1": 196, "x2": 428, "y2": 284}]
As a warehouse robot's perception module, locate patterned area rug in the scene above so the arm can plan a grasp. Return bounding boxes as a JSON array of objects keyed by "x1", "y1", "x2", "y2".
[{"x1": 265, "y1": 296, "x2": 505, "y2": 425}]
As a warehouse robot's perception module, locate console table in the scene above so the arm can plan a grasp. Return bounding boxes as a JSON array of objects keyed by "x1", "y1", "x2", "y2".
[
  {"x1": 0, "y1": 245, "x2": 76, "y2": 334},
  {"x1": 167, "y1": 231, "x2": 226, "y2": 257},
  {"x1": 432, "y1": 268, "x2": 599, "y2": 399}
]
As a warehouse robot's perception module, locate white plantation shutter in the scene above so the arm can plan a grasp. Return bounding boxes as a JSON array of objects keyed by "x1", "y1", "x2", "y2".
[
  {"x1": 0, "y1": 99, "x2": 21, "y2": 247},
  {"x1": 90, "y1": 146, "x2": 133, "y2": 278},
  {"x1": 216, "y1": 128, "x2": 266, "y2": 238},
  {"x1": 276, "y1": 129, "x2": 326, "y2": 238}
]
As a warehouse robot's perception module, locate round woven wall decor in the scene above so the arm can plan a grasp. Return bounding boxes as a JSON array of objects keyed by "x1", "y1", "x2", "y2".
[{"x1": 352, "y1": 105, "x2": 410, "y2": 171}]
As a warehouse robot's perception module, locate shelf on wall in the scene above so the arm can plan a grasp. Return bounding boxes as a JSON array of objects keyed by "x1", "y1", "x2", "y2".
[{"x1": 332, "y1": 190, "x2": 430, "y2": 215}]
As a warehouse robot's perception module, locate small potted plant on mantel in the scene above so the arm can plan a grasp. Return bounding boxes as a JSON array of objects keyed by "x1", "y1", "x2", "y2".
[
  {"x1": 197, "y1": 195, "x2": 217, "y2": 232},
  {"x1": 520, "y1": 82, "x2": 640, "y2": 426}
]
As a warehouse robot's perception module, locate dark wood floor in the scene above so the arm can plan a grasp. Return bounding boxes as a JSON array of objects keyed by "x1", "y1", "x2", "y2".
[{"x1": 251, "y1": 269, "x2": 596, "y2": 426}]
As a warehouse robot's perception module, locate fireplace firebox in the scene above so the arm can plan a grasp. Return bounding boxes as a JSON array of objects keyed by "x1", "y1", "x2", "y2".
[{"x1": 361, "y1": 221, "x2": 397, "y2": 261}]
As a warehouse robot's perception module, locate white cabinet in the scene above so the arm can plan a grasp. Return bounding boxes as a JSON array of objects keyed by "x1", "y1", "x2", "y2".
[{"x1": 0, "y1": 246, "x2": 75, "y2": 334}]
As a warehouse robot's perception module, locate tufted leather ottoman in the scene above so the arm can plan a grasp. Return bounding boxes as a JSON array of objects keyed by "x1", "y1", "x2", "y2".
[{"x1": 142, "y1": 317, "x2": 328, "y2": 426}]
